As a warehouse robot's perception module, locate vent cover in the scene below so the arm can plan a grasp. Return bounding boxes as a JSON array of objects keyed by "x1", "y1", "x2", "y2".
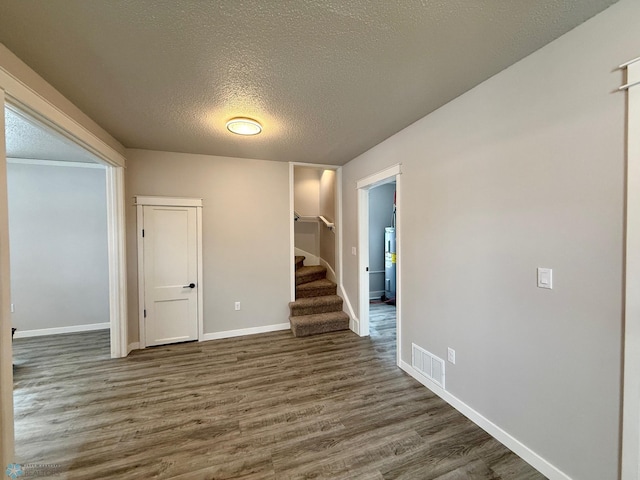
[{"x1": 412, "y1": 343, "x2": 445, "y2": 389}]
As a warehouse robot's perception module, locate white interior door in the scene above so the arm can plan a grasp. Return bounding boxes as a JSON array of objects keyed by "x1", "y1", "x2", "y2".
[{"x1": 142, "y1": 205, "x2": 198, "y2": 347}]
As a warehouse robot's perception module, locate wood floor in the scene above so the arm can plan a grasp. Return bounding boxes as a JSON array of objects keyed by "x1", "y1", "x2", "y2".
[{"x1": 12, "y1": 305, "x2": 546, "y2": 479}]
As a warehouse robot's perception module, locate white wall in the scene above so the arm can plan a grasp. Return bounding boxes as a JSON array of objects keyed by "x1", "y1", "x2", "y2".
[
  {"x1": 341, "y1": 1, "x2": 637, "y2": 479},
  {"x1": 368, "y1": 183, "x2": 395, "y2": 298},
  {"x1": 125, "y1": 149, "x2": 290, "y2": 341},
  {"x1": 7, "y1": 161, "x2": 109, "y2": 333}
]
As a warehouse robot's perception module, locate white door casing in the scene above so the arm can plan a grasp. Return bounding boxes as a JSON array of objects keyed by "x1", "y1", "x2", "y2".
[
  {"x1": 621, "y1": 56, "x2": 640, "y2": 480},
  {"x1": 136, "y1": 196, "x2": 203, "y2": 348}
]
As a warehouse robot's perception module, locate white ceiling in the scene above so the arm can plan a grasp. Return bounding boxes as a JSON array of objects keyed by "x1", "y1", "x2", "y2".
[
  {"x1": 4, "y1": 107, "x2": 100, "y2": 164},
  {"x1": 0, "y1": 0, "x2": 619, "y2": 165}
]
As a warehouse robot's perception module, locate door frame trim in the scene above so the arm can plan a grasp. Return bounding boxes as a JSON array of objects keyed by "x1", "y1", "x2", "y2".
[
  {"x1": 621, "y1": 56, "x2": 640, "y2": 480},
  {"x1": 134, "y1": 196, "x2": 203, "y2": 348}
]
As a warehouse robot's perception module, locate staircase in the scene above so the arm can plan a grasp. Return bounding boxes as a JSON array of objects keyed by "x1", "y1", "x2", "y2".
[{"x1": 289, "y1": 256, "x2": 350, "y2": 337}]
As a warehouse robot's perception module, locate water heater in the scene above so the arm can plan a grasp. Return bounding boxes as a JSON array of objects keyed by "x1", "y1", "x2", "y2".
[{"x1": 384, "y1": 227, "x2": 396, "y2": 301}]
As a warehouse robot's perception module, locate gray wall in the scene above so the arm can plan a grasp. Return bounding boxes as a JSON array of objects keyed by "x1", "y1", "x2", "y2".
[
  {"x1": 7, "y1": 161, "x2": 109, "y2": 332},
  {"x1": 125, "y1": 149, "x2": 290, "y2": 341},
  {"x1": 319, "y1": 169, "x2": 336, "y2": 271},
  {"x1": 368, "y1": 183, "x2": 395, "y2": 299},
  {"x1": 293, "y1": 166, "x2": 320, "y2": 216},
  {"x1": 341, "y1": 1, "x2": 636, "y2": 478},
  {"x1": 294, "y1": 166, "x2": 320, "y2": 259}
]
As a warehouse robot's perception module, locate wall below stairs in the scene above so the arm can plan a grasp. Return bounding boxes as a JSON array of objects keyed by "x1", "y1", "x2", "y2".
[{"x1": 125, "y1": 149, "x2": 291, "y2": 342}]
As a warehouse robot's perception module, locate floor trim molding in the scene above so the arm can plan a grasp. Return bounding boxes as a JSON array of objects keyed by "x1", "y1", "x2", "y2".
[
  {"x1": 399, "y1": 360, "x2": 572, "y2": 480},
  {"x1": 201, "y1": 323, "x2": 290, "y2": 342},
  {"x1": 13, "y1": 322, "x2": 110, "y2": 338}
]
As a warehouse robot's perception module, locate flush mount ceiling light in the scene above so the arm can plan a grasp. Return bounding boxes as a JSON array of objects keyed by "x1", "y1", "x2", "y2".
[{"x1": 226, "y1": 117, "x2": 262, "y2": 136}]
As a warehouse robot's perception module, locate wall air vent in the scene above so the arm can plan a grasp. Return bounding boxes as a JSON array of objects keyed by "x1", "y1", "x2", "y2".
[{"x1": 412, "y1": 343, "x2": 445, "y2": 389}]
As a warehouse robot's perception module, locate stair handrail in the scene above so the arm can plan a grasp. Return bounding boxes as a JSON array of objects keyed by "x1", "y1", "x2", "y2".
[{"x1": 318, "y1": 215, "x2": 335, "y2": 231}]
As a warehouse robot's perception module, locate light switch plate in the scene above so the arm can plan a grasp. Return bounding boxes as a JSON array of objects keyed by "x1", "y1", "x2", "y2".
[{"x1": 537, "y1": 268, "x2": 553, "y2": 289}]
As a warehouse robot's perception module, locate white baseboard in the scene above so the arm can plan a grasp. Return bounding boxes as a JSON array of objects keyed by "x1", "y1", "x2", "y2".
[
  {"x1": 319, "y1": 258, "x2": 337, "y2": 284},
  {"x1": 13, "y1": 322, "x2": 110, "y2": 338},
  {"x1": 369, "y1": 290, "x2": 385, "y2": 300},
  {"x1": 295, "y1": 247, "x2": 320, "y2": 266},
  {"x1": 339, "y1": 284, "x2": 360, "y2": 335},
  {"x1": 201, "y1": 323, "x2": 290, "y2": 342},
  {"x1": 399, "y1": 361, "x2": 572, "y2": 480},
  {"x1": 127, "y1": 342, "x2": 140, "y2": 354},
  {"x1": 349, "y1": 316, "x2": 360, "y2": 334}
]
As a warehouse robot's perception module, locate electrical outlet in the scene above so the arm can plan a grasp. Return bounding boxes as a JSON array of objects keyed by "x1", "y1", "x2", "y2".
[
  {"x1": 447, "y1": 347, "x2": 456, "y2": 365},
  {"x1": 234, "y1": 301, "x2": 241, "y2": 311},
  {"x1": 10, "y1": 304, "x2": 14, "y2": 313},
  {"x1": 352, "y1": 247, "x2": 357, "y2": 255}
]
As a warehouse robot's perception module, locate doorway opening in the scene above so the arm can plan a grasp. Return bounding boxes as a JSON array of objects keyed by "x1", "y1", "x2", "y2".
[
  {"x1": 289, "y1": 163, "x2": 351, "y2": 336},
  {"x1": 1, "y1": 65, "x2": 127, "y2": 468},
  {"x1": 367, "y1": 182, "x2": 397, "y2": 343},
  {"x1": 6, "y1": 105, "x2": 111, "y2": 345},
  {"x1": 291, "y1": 165, "x2": 339, "y2": 283},
  {"x1": 357, "y1": 164, "x2": 401, "y2": 364},
  {"x1": 5, "y1": 103, "x2": 114, "y2": 465}
]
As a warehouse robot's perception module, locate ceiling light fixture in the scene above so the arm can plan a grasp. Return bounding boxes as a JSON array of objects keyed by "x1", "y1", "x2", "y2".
[{"x1": 226, "y1": 117, "x2": 262, "y2": 136}]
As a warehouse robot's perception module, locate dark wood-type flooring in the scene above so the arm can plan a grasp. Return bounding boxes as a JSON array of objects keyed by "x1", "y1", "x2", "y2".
[{"x1": 12, "y1": 304, "x2": 546, "y2": 479}]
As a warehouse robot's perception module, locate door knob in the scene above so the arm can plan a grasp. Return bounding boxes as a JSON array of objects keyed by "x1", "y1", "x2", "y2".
[{"x1": 183, "y1": 283, "x2": 196, "y2": 288}]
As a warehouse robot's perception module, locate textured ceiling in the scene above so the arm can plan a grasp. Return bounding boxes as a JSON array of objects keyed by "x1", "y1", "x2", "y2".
[
  {"x1": 0, "y1": 0, "x2": 619, "y2": 165},
  {"x1": 5, "y1": 107, "x2": 100, "y2": 164}
]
